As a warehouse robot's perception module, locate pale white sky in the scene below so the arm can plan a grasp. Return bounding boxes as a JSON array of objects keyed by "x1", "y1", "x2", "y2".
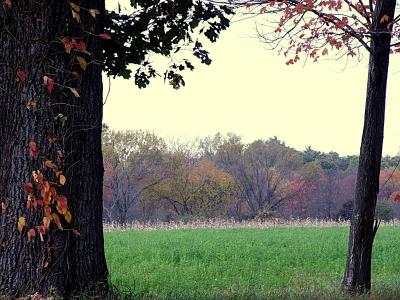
[{"x1": 103, "y1": 18, "x2": 400, "y2": 156}]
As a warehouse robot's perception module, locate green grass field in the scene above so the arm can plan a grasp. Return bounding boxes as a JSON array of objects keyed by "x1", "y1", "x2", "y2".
[{"x1": 104, "y1": 226, "x2": 400, "y2": 299}]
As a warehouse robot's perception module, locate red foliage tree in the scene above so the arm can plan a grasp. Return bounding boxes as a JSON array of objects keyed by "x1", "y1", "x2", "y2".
[{"x1": 216, "y1": 0, "x2": 399, "y2": 292}]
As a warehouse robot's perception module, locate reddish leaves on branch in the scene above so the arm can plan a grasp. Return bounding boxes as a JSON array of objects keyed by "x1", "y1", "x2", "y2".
[{"x1": 244, "y1": 0, "x2": 400, "y2": 64}]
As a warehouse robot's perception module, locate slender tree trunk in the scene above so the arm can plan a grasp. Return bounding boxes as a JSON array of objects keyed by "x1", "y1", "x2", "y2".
[
  {"x1": 342, "y1": 0, "x2": 396, "y2": 293},
  {"x1": 0, "y1": 0, "x2": 107, "y2": 297}
]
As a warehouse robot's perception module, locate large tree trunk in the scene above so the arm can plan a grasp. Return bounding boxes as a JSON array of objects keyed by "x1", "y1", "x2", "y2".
[
  {"x1": 342, "y1": 0, "x2": 396, "y2": 293},
  {"x1": 0, "y1": 0, "x2": 107, "y2": 297},
  {"x1": 64, "y1": 0, "x2": 108, "y2": 293}
]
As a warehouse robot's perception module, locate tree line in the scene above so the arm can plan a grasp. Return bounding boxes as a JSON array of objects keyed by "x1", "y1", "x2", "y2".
[{"x1": 103, "y1": 128, "x2": 400, "y2": 224}]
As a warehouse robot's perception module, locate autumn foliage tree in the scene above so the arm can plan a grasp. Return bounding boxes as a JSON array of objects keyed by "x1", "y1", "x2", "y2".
[
  {"x1": 199, "y1": 135, "x2": 305, "y2": 218},
  {"x1": 212, "y1": 0, "x2": 399, "y2": 292},
  {"x1": 102, "y1": 129, "x2": 169, "y2": 224},
  {"x1": 145, "y1": 144, "x2": 237, "y2": 219}
]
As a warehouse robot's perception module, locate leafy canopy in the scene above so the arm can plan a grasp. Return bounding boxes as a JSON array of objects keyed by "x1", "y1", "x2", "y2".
[{"x1": 104, "y1": 0, "x2": 233, "y2": 88}]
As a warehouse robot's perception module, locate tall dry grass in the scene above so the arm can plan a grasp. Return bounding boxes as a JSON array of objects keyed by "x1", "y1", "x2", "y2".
[{"x1": 103, "y1": 218, "x2": 400, "y2": 231}]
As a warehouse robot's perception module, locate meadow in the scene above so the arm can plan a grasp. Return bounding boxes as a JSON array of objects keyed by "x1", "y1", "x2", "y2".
[{"x1": 105, "y1": 224, "x2": 400, "y2": 299}]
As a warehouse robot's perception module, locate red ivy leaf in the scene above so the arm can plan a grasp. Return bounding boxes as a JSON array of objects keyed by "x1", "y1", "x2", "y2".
[
  {"x1": 3, "y1": 0, "x2": 11, "y2": 9},
  {"x1": 17, "y1": 70, "x2": 26, "y2": 82},
  {"x1": 43, "y1": 76, "x2": 54, "y2": 94},
  {"x1": 32, "y1": 292, "x2": 42, "y2": 300},
  {"x1": 43, "y1": 216, "x2": 50, "y2": 229},
  {"x1": 52, "y1": 213, "x2": 62, "y2": 230},
  {"x1": 394, "y1": 192, "x2": 400, "y2": 203},
  {"x1": 89, "y1": 8, "x2": 100, "y2": 18},
  {"x1": 44, "y1": 206, "x2": 51, "y2": 217},
  {"x1": 40, "y1": 181, "x2": 50, "y2": 195},
  {"x1": 27, "y1": 193, "x2": 35, "y2": 209},
  {"x1": 98, "y1": 33, "x2": 111, "y2": 40},
  {"x1": 28, "y1": 141, "x2": 39, "y2": 159},
  {"x1": 380, "y1": 14, "x2": 389, "y2": 23},
  {"x1": 57, "y1": 150, "x2": 64, "y2": 159},
  {"x1": 62, "y1": 38, "x2": 73, "y2": 54},
  {"x1": 27, "y1": 228, "x2": 36, "y2": 240},
  {"x1": 44, "y1": 160, "x2": 55, "y2": 169},
  {"x1": 57, "y1": 195, "x2": 68, "y2": 214},
  {"x1": 51, "y1": 187, "x2": 57, "y2": 198},
  {"x1": 37, "y1": 226, "x2": 46, "y2": 234},
  {"x1": 71, "y1": 39, "x2": 87, "y2": 52},
  {"x1": 59, "y1": 174, "x2": 66, "y2": 186},
  {"x1": 24, "y1": 183, "x2": 34, "y2": 193},
  {"x1": 32, "y1": 170, "x2": 44, "y2": 184}
]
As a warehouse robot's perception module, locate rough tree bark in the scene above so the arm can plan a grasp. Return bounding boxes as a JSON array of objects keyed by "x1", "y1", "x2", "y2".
[
  {"x1": 342, "y1": 0, "x2": 396, "y2": 293},
  {"x1": 0, "y1": 0, "x2": 107, "y2": 297}
]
